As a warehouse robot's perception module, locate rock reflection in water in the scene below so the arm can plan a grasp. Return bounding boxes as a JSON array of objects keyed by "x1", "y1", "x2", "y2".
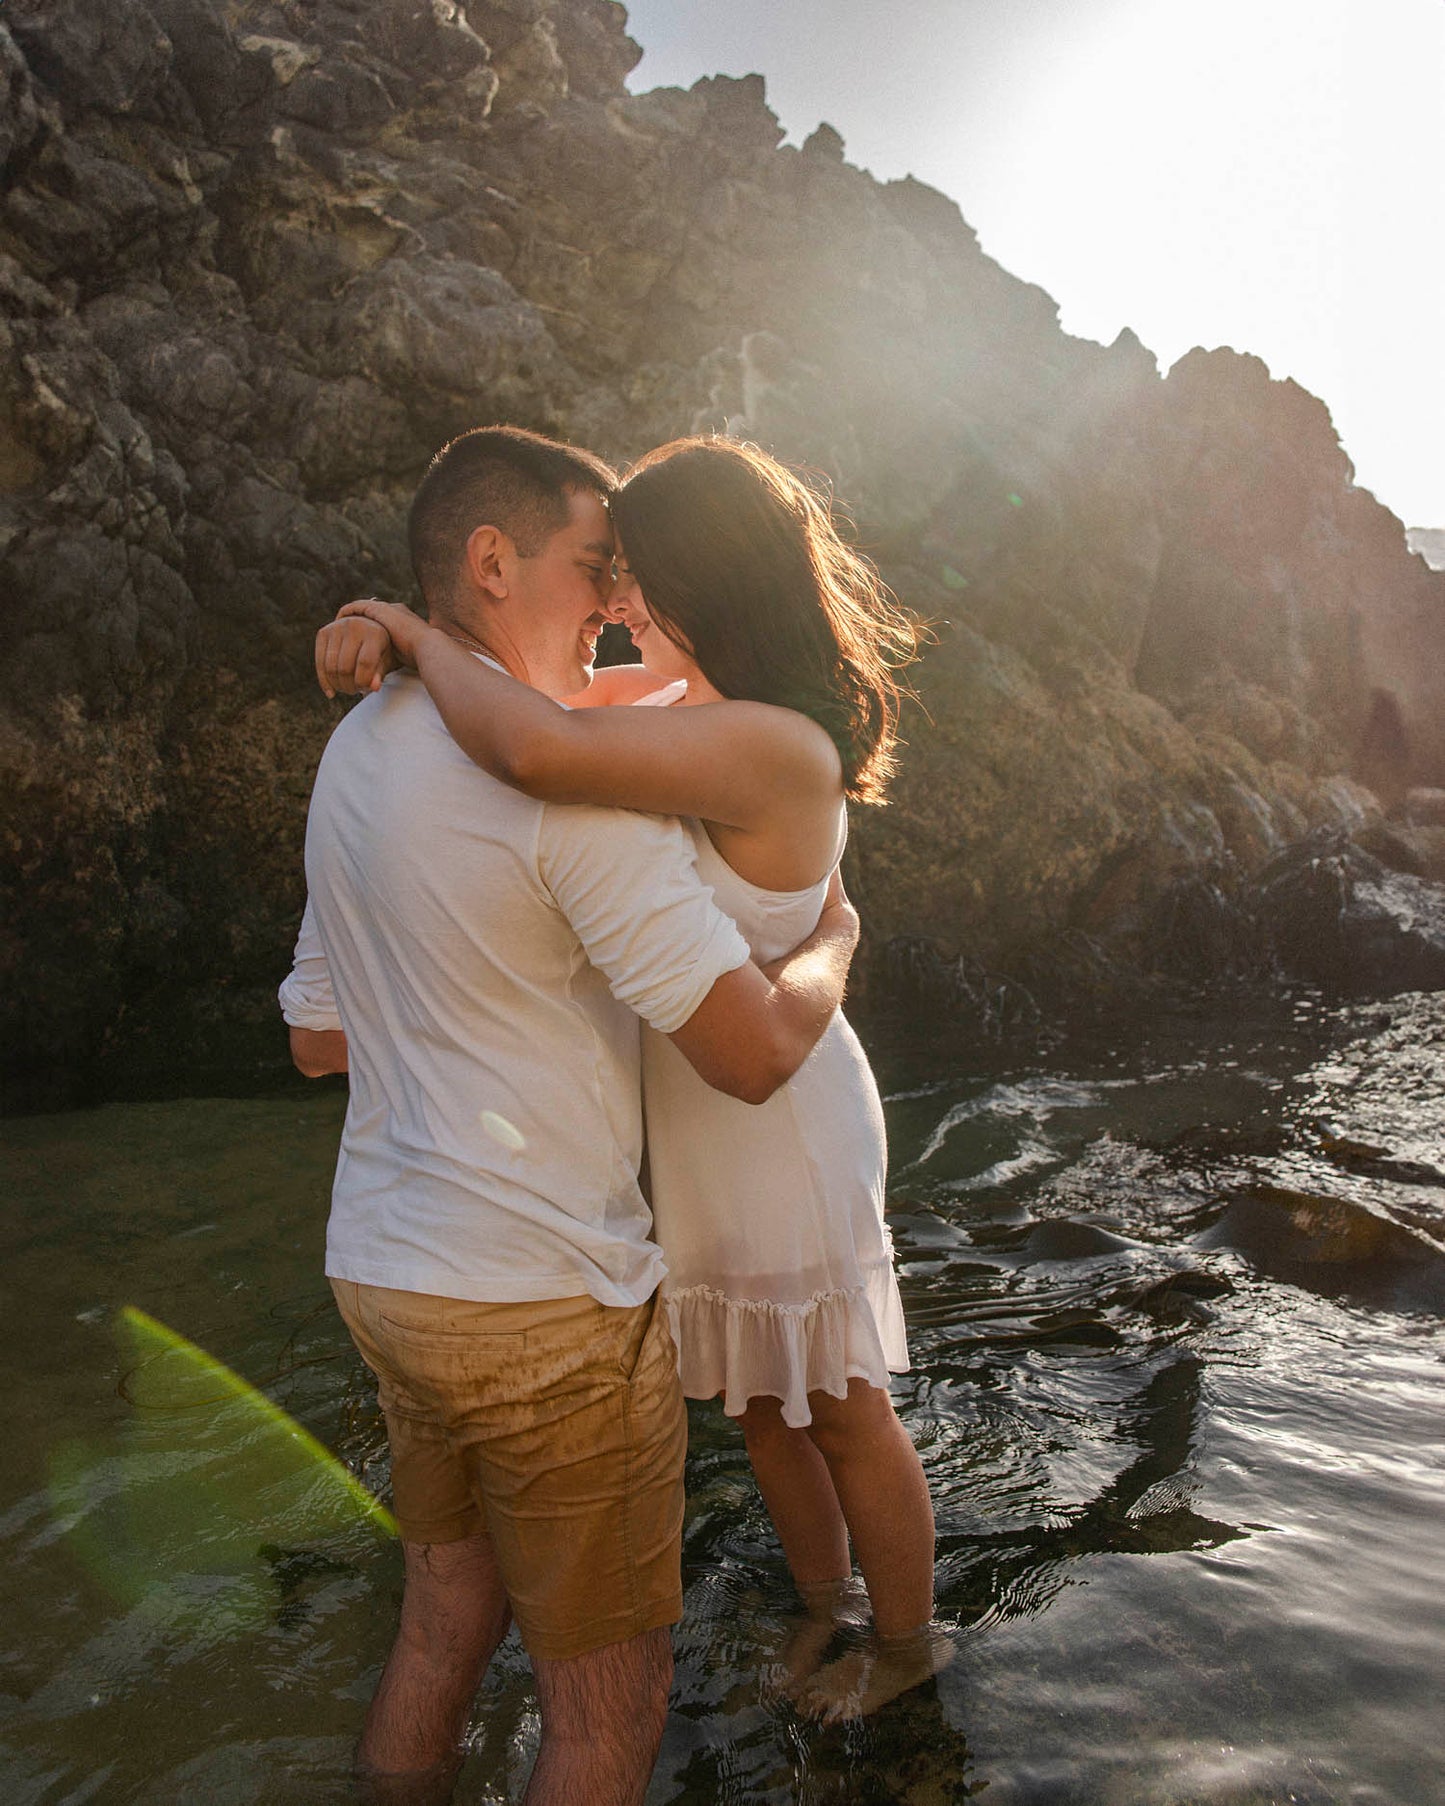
[{"x1": 934, "y1": 1357, "x2": 1246, "y2": 1635}]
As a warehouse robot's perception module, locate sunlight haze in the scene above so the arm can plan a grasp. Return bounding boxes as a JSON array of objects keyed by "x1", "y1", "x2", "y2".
[{"x1": 624, "y1": 0, "x2": 1445, "y2": 529}]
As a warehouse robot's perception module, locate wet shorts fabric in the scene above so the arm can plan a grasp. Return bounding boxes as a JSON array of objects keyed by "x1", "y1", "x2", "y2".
[{"x1": 329, "y1": 1280, "x2": 687, "y2": 1661}]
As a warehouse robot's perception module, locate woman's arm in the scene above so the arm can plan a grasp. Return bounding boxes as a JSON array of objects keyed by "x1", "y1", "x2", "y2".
[
  {"x1": 336, "y1": 600, "x2": 840, "y2": 830},
  {"x1": 315, "y1": 609, "x2": 669, "y2": 708}
]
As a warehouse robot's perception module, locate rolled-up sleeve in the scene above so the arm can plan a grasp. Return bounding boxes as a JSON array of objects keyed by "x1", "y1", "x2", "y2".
[
  {"x1": 277, "y1": 897, "x2": 344, "y2": 1031},
  {"x1": 537, "y1": 805, "x2": 750, "y2": 1034}
]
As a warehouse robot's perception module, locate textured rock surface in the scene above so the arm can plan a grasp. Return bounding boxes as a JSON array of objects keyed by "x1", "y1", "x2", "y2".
[{"x1": 2, "y1": 0, "x2": 1443, "y2": 1102}]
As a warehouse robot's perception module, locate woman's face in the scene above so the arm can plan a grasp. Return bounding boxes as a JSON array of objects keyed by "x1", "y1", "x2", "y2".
[{"x1": 608, "y1": 547, "x2": 698, "y2": 684}]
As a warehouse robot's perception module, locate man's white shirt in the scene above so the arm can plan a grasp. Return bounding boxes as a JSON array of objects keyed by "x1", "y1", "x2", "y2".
[{"x1": 279, "y1": 669, "x2": 749, "y2": 1307}]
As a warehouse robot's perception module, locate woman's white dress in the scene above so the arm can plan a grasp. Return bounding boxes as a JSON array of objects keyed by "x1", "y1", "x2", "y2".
[{"x1": 634, "y1": 686, "x2": 909, "y2": 1426}]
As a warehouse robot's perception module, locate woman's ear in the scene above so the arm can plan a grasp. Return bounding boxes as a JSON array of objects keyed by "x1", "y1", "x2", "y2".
[{"x1": 464, "y1": 524, "x2": 511, "y2": 599}]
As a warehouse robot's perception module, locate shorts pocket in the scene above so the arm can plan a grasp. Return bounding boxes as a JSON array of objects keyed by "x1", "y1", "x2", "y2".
[
  {"x1": 377, "y1": 1317, "x2": 527, "y2": 1355},
  {"x1": 617, "y1": 1295, "x2": 664, "y2": 1382}
]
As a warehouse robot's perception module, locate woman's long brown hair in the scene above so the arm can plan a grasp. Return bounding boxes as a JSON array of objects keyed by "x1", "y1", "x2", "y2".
[{"x1": 610, "y1": 438, "x2": 919, "y2": 803}]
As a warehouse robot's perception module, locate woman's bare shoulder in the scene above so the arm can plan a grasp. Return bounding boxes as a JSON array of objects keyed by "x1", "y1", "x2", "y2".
[{"x1": 695, "y1": 697, "x2": 844, "y2": 793}]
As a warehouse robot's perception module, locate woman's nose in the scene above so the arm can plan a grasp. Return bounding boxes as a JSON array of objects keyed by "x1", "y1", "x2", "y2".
[{"x1": 601, "y1": 584, "x2": 631, "y2": 623}]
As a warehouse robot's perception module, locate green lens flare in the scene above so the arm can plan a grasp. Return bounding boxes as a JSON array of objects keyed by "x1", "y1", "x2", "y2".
[
  {"x1": 118, "y1": 1306, "x2": 396, "y2": 1535},
  {"x1": 50, "y1": 1305, "x2": 395, "y2": 1617}
]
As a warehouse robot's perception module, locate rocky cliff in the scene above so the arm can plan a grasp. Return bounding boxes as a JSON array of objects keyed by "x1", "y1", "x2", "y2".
[
  {"x1": 1407, "y1": 528, "x2": 1445, "y2": 571},
  {"x1": 3, "y1": 0, "x2": 1443, "y2": 1104}
]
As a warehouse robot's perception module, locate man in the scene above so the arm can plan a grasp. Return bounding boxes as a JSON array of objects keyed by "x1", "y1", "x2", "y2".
[{"x1": 279, "y1": 426, "x2": 858, "y2": 1805}]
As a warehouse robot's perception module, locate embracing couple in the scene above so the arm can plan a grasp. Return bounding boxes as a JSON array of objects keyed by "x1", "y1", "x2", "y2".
[{"x1": 279, "y1": 426, "x2": 943, "y2": 1804}]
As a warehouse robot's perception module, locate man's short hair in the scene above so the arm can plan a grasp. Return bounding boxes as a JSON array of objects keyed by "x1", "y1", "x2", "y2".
[{"x1": 408, "y1": 426, "x2": 617, "y2": 615}]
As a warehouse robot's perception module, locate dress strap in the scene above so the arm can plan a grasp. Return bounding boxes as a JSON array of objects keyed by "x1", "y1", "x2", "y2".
[{"x1": 630, "y1": 678, "x2": 689, "y2": 709}]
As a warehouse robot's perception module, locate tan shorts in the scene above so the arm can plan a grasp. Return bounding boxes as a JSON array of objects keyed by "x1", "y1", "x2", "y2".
[{"x1": 330, "y1": 1279, "x2": 687, "y2": 1661}]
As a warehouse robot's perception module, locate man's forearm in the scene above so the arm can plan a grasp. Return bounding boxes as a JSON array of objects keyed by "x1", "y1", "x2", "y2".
[
  {"x1": 759, "y1": 894, "x2": 860, "y2": 1066},
  {"x1": 290, "y1": 1026, "x2": 349, "y2": 1077},
  {"x1": 667, "y1": 896, "x2": 860, "y2": 1106}
]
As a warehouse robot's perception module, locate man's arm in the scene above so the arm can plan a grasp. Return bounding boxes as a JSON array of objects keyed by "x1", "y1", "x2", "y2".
[
  {"x1": 278, "y1": 898, "x2": 348, "y2": 1078},
  {"x1": 669, "y1": 880, "x2": 859, "y2": 1105},
  {"x1": 540, "y1": 807, "x2": 859, "y2": 1107},
  {"x1": 289, "y1": 1026, "x2": 349, "y2": 1077}
]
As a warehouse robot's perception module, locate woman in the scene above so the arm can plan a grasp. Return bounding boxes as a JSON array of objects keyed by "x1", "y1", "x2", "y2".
[{"x1": 317, "y1": 438, "x2": 944, "y2": 1715}]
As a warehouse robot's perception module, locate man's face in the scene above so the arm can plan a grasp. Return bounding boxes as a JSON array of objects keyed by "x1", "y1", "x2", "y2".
[{"x1": 502, "y1": 488, "x2": 615, "y2": 698}]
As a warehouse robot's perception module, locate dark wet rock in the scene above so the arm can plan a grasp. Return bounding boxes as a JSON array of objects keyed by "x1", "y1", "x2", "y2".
[
  {"x1": 6, "y1": 1, "x2": 175, "y2": 120},
  {"x1": 874, "y1": 934, "x2": 1045, "y2": 1038},
  {"x1": 0, "y1": 0, "x2": 1442, "y2": 1101},
  {"x1": 1318, "y1": 1133, "x2": 1445, "y2": 1189},
  {"x1": 1194, "y1": 1182, "x2": 1445, "y2": 1313},
  {"x1": 1253, "y1": 831, "x2": 1445, "y2": 993},
  {"x1": 1107, "y1": 1266, "x2": 1233, "y2": 1327},
  {"x1": 1018, "y1": 1220, "x2": 1144, "y2": 1262},
  {"x1": 1404, "y1": 787, "x2": 1445, "y2": 828},
  {"x1": 1153, "y1": 1119, "x2": 1291, "y2": 1165}
]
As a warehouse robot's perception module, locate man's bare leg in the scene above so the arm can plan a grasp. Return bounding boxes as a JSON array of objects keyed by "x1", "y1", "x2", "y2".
[
  {"x1": 356, "y1": 1533, "x2": 512, "y2": 1801},
  {"x1": 525, "y1": 1626, "x2": 673, "y2": 1806}
]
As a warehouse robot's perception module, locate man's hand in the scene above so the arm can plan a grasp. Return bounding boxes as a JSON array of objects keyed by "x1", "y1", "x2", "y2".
[
  {"x1": 757, "y1": 873, "x2": 860, "y2": 1027},
  {"x1": 316, "y1": 610, "x2": 400, "y2": 699},
  {"x1": 821, "y1": 865, "x2": 850, "y2": 914}
]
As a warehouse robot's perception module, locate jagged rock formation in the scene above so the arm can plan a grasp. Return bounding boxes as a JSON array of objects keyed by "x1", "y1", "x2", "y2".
[
  {"x1": 2, "y1": 0, "x2": 1443, "y2": 1102},
  {"x1": 1407, "y1": 528, "x2": 1445, "y2": 571}
]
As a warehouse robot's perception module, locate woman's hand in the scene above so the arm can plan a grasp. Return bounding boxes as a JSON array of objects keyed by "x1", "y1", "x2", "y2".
[
  {"x1": 337, "y1": 598, "x2": 433, "y2": 667},
  {"x1": 315, "y1": 611, "x2": 398, "y2": 699},
  {"x1": 315, "y1": 599, "x2": 435, "y2": 700}
]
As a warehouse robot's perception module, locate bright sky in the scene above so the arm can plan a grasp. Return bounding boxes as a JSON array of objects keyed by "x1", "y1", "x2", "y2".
[{"x1": 623, "y1": 0, "x2": 1445, "y2": 528}]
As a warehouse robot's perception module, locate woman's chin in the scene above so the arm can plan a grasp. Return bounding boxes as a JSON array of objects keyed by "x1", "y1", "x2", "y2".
[{"x1": 627, "y1": 626, "x2": 683, "y2": 683}]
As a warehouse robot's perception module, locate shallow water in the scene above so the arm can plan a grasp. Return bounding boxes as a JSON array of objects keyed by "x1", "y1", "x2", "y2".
[{"x1": 3, "y1": 991, "x2": 1443, "y2": 1804}]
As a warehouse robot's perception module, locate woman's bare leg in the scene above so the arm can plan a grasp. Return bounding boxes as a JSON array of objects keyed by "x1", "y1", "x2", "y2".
[
  {"x1": 737, "y1": 1396, "x2": 863, "y2": 1695},
  {"x1": 737, "y1": 1396, "x2": 850, "y2": 1588},
  {"x1": 794, "y1": 1379, "x2": 949, "y2": 1718},
  {"x1": 803, "y1": 1379, "x2": 935, "y2": 1637}
]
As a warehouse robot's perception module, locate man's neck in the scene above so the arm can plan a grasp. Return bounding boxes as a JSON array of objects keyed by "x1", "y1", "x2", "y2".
[
  {"x1": 434, "y1": 610, "x2": 526, "y2": 685},
  {"x1": 432, "y1": 597, "x2": 578, "y2": 699},
  {"x1": 439, "y1": 625, "x2": 506, "y2": 670},
  {"x1": 436, "y1": 623, "x2": 578, "y2": 700}
]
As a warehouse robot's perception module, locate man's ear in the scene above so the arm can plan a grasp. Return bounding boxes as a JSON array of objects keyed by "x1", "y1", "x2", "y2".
[{"x1": 464, "y1": 524, "x2": 511, "y2": 599}]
